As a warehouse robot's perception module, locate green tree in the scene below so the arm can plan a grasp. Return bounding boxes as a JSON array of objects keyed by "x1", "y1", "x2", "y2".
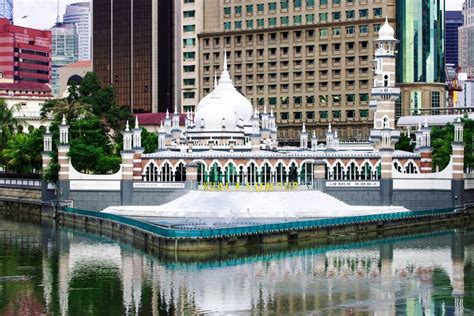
[
  {"x1": 395, "y1": 133, "x2": 414, "y2": 152},
  {"x1": 141, "y1": 128, "x2": 158, "y2": 154},
  {"x1": 1, "y1": 128, "x2": 43, "y2": 174},
  {"x1": 0, "y1": 99, "x2": 26, "y2": 150}
]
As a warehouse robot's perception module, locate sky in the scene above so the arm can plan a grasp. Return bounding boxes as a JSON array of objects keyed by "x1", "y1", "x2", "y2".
[{"x1": 13, "y1": 0, "x2": 466, "y2": 30}]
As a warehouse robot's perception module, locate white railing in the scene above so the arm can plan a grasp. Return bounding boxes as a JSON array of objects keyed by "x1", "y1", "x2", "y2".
[{"x1": 0, "y1": 178, "x2": 41, "y2": 188}]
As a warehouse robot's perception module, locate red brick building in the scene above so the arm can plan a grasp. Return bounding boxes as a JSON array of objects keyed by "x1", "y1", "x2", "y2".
[{"x1": 0, "y1": 18, "x2": 51, "y2": 86}]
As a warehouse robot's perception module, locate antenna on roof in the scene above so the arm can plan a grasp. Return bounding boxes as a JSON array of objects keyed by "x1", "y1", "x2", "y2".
[{"x1": 56, "y1": 0, "x2": 61, "y2": 24}]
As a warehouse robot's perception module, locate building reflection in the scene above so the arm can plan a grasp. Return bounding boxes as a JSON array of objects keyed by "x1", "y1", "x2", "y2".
[{"x1": 32, "y1": 227, "x2": 474, "y2": 315}]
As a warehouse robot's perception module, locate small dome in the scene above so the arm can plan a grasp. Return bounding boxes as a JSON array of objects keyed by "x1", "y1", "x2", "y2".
[{"x1": 378, "y1": 17, "x2": 395, "y2": 41}]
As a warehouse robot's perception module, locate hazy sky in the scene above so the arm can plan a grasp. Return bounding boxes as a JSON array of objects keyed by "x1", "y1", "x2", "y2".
[{"x1": 13, "y1": 0, "x2": 467, "y2": 30}]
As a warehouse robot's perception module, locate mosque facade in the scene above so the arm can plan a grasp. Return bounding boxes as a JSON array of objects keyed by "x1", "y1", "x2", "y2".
[{"x1": 44, "y1": 19, "x2": 467, "y2": 210}]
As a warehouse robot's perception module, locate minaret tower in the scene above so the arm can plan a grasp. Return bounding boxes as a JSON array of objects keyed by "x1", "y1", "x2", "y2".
[
  {"x1": 369, "y1": 17, "x2": 401, "y2": 151},
  {"x1": 369, "y1": 17, "x2": 401, "y2": 206}
]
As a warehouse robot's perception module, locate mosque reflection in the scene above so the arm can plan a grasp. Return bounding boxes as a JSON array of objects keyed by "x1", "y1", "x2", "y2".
[{"x1": 1, "y1": 220, "x2": 473, "y2": 315}]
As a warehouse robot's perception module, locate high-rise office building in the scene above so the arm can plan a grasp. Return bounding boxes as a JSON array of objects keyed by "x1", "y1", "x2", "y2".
[
  {"x1": 178, "y1": 0, "x2": 203, "y2": 113},
  {"x1": 446, "y1": 11, "x2": 463, "y2": 67},
  {"x1": 0, "y1": 18, "x2": 51, "y2": 85},
  {"x1": 459, "y1": 1, "x2": 474, "y2": 78},
  {"x1": 92, "y1": 0, "x2": 177, "y2": 113},
  {"x1": 63, "y1": 2, "x2": 91, "y2": 61},
  {"x1": 198, "y1": 0, "x2": 396, "y2": 142},
  {"x1": 51, "y1": 23, "x2": 79, "y2": 97},
  {"x1": 396, "y1": 0, "x2": 446, "y2": 117},
  {"x1": 0, "y1": 0, "x2": 12, "y2": 22}
]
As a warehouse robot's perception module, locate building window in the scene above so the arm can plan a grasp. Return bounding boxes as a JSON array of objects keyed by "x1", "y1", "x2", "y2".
[
  {"x1": 360, "y1": 109, "x2": 369, "y2": 118},
  {"x1": 431, "y1": 91, "x2": 440, "y2": 115},
  {"x1": 306, "y1": 111, "x2": 315, "y2": 119},
  {"x1": 294, "y1": 111, "x2": 302, "y2": 120},
  {"x1": 332, "y1": 110, "x2": 341, "y2": 119},
  {"x1": 281, "y1": 112, "x2": 289, "y2": 120},
  {"x1": 320, "y1": 111, "x2": 328, "y2": 119}
]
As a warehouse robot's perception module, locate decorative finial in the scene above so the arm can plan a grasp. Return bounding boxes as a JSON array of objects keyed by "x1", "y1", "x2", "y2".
[
  {"x1": 328, "y1": 123, "x2": 332, "y2": 133},
  {"x1": 46, "y1": 125, "x2": 50, "y2": 134},
  {"x1": 302, "y1": 123, "x2": 306, "y2": 133},
  {"x1": 264, "y1": 103, "x2": 267, "y2": 114},
  {"x1": 418, "y1": 121, "x2": 422, "y2": 131},
  {"x1": 423, "y1": 117, "x2": 428, "y2": 128},
  {"x1": 223, "y1": 49, "x2": 228, "y2": 71},
  {"x1": 134, "y1": 115, "x2": 139, "y2": 129},
  {"x1": 313, "y1": 130, "x2": 316, "y2": 138},
  {"x1": 166, "y1": 109, "x2": 170, "y2": 119},
  {"x1": 61, "y1": 114, "x2": 66, "y2": 125},
  {"x1": 335, "y1": 129, "x2": 338, "y2": 138},
  {"x1": 125, "y1": 120, "x2": 130, "y2": 132}
]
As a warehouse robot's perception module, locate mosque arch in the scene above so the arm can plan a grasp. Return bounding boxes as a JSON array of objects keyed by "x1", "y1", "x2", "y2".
[
  {"x1": 175, "y1": 162, "x2": 186, "y2": 182},
  {"x1": 404, "y1": 160, "x2": 419, "y2": 174},
  {"x1": 142, "y1": 160, "x2": 159, "y2": 182},
  {"x1": 160, "y1": 162, "x2": 173, "y2": 182}
]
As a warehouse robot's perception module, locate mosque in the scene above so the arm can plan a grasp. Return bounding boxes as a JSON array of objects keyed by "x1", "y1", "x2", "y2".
[
  {"x1": 122, "y1": 19, "x2": 429, "y2": 187},
  {"x1": 46, "y1": 19, "x2": 467, "y2": 210}
]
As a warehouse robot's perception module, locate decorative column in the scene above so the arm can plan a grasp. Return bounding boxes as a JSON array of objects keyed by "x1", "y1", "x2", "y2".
[
  {"x1": 420, "y1": 120, "x2": 433, "y2": 173},
  {"x1": 312, "y1": 161, "x2": 326, "y2": 191},
  {"x1": 186, "y1": 162, "x2": 198, "y2": 190},
  {"x1": 311, "y1": 130, "x2": 318, "y2": 151},
  {"x1": 41, "y1": 126, "x2": 53, "y2": 201},
  {"x1": 58, "y1": 116, "x2": 70, "y2": 202},
  {"x1": 121, "y1": 121, "x2": 134, "y2": 206},
  {"x1": 132, "y1": 117, "x2": 144, "y2": 182},
  {"x1": 300, "y1": 123, "x2": 308, "y2": 150},
  {"x1": 452, "y1": 118, "x2": 465, "y2": 208}
]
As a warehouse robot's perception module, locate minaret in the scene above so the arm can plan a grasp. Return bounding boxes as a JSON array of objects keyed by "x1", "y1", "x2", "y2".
[
  {"x1": 171, "y1": 105, "x2": 182, "y2": 140},
  {"x1": 452, "y1": 118, "x2": 465, "y2": 207},
  {"x1": 58, "y1": 115, "x2": 70, "y2": 201},
  {"x1": 158, "y1": 121, "x2": 166, "y2": 151},
  {"x1": 121, "y1": 120, "x2": 134, "y2": 206},
  {"x1": 325, "y1": 124, "x2": 335, "y2": 151},
  {"x1": 311, "y1": 130, "x2": 318, "y2": 151},
  {"x1": 251, "y1": 107, "x2": 261, "y2": 151},
  {"x1": 369, "y1": 17, "x2": 401, "y2": 151},
  {"x1": 420, "y1": 118, "x2": 433, "y2": 173},
  {"x1": 300, "y1": 123, "x2": 308, "y2": 150},
  {"x1": 164, "y1": 109, "x2": 172, "y2": 135},
  {"x1": 369, "y1": 18, "x2": 401, "y2": 205},
  {"x1": 132, "y1": 116, "x2": 142, "y2": 149},
  {"x1": 41, "y1": 126, "x2": 53, "y2": 201}
]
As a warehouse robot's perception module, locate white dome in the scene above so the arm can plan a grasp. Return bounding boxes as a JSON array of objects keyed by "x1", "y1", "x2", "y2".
[
  {"x1": 194, "y1": 89, "x2": 238, "y2": 130},
  {"x1": 194, "y1": 56, "x2": 253, "y2": 130},
  {"x1": 378, "y1": 17, "x2": 395, "y2": 41}
]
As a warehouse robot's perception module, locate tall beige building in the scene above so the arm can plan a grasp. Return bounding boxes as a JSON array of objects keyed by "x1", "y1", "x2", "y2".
[
  {"x1": 197, "y1": 0, "x2": 396, "y2": 143},
  {"x1": 178, "y1": 0, "x2": 204, "y2": 113}
]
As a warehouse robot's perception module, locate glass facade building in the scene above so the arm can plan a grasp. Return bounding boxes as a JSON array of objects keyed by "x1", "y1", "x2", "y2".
[
  {"x1": 0, "y1": 0, "x2": 12, "y2": 22},
  {"x1": 396, "y1": 0, "x2": 445, "y2": 84},
  {"x1": 92, "y1": 0, "x2": 175, "y2": 113},
  {"x1": 445, "y1": 11, "x2": 463, "y2": 67}
]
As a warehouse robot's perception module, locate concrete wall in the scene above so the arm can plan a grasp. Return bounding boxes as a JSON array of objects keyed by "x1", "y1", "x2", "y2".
[
  {"x1": 68, "y1": 188, "x2": 189, "y2": 211},
  {"x1": 325, "y1": 188, "x2": 382, "y2": 206},
  {"x1": 131, "y1": 189, "x2": 189, "y2": 206},
  {"x1": 69, "y1": 191, "x2": 121, "y2": 211},
  {"x1": 393, "y1": 190, "x2": 453, "y2": 210},
  {"x1": 0, "y1": 187, "x2": 41, "y2": 201}
]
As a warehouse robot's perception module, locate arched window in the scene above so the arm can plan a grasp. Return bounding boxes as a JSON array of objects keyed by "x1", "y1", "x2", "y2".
[
  {"x1": 260, "y1": 162, "x2": 272, "y2": 184},
  {"x1": 143, "y1": 161, "x2": 159, "y2": 182},
  {"x1": 288, "y1": 162, "x2": 299, "y2": 183},
  {"x1": 246, "y1": 162, "x2": 258, "y2": 185},
  {"x1": 225, "y1": 162, "x2": 238, "y2": 185},
  {"x1": 405, "y1": 161, "x2": 418, "y2": 174},
  {"x1": 175, "y1": 162, "x2": 186, "y2": 182},
  {"x1": 209, "y1": 162, "x2": 222, "y2": 184},
  {"x1": 276, "y1": 162, "x2": 287, "y2": 184},
  {"x1": 384, "y1": 74, "x2": 389, "y2": 87},
  {"x1": 160, "y1": 162, "x2": 173, "y2": 182},
  {"x1": 300, "y1": 162, "x2": 313, "y2": 185}
]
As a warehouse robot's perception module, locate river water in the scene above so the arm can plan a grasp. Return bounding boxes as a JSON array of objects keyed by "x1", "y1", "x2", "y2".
[{"x1": 0, "y1": 217, "x2": 473, "y2": 315}]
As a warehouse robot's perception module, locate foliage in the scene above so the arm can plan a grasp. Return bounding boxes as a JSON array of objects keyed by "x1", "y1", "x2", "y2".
[
  {"x1": 1, "y1": 128, "x2": 43, "y2": 174},
  {"x1": 0, "y1": 99, "x2": 26, "y2": 151},
  {"x1": 395, "y1": 133, "x2": 414, "y2": 152},
  {"x1": 141, "y1": 128, "x2": 158, "y2": 154},
  {"x1": 431, "y1": 116, "x2": 474, "y2": 172},
  {"x1": 40, "y1": 72, "x2": 131, "y2": 177}
]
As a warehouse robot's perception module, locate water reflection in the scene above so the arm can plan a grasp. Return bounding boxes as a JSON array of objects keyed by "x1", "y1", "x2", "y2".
[{"x1": 0, "y1": 218, "x2": 473, "y2": 315}]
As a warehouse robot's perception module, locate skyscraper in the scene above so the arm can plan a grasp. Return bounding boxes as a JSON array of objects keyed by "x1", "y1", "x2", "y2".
[
  {"x1": 198, "y1": 0, "x2": 396, "y2": 142},
  {"x1": 445, "y1": 11, "x2": 463, "y2": 67},
  {"x1": 459, "y1": 1, "x2": 474, "y2": 78},
  {"x1": 63, "y1": 2, "x2": 91, "y2": 61},
  {"x1": 51, "y1": 23, "x2": 79, "y2": 97},
  {"x1": 0, "y1": 0, "x2": 12, "y2": 22},
  {"x1": 92, "y1": 0, "x2": 177, "y2": 113},
  {"x1": 396, "y1": 0, "x2": 446, "y2": 117},
  {"x1": 0, "y1": 18, "x2": 51, "y2": 85}
]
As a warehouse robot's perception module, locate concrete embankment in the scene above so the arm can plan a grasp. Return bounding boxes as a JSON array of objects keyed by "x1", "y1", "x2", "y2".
[{"x1": 56, "y1": 206, "x2": 472, "y2": 252}]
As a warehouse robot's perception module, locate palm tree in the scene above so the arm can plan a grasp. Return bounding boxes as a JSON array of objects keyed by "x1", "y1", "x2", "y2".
[
  {"x1": 0, "y1": 99, "x2": 26, "y2": 150},
  {"x1": 41, "y1": 97, "x2": 93, "y2": 122},
  {"x1": 1, "y1": 133, "x2": 41, "y2": 174}
]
